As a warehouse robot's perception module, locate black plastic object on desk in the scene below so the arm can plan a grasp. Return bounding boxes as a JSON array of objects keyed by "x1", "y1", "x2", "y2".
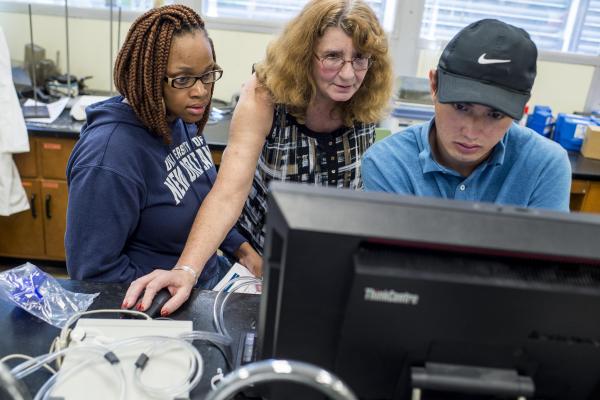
[{"x1": 133, "y1": 288, "x2": 172, "y2": 318}]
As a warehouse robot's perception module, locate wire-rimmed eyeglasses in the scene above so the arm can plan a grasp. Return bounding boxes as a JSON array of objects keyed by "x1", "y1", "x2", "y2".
[
  {"x1": 314, "y1": 54, "x2": 373, "y2": 72},
  {"x1": 164, "y1": 69, "x2": 224, "y2": 89}
]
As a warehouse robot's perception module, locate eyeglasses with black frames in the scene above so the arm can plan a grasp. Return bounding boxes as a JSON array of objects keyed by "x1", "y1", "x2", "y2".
[
  {"x1": 314, "y1": 54, "x2": 373, "y2": 72},
  {"x1": 164, "y1": 68, "x2": 224, "y2": 89}
]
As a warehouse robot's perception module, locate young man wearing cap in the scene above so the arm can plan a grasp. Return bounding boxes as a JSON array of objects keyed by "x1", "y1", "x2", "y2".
[{"x1": 362, "y1": 19, "x2": 571, "y2": 211}]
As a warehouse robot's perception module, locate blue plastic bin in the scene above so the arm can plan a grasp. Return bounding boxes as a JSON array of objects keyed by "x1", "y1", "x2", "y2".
[
  {"x1": 553, "y1": 113, "x2": 597, "y2": 151},
  {"x1": 526, "y1": 105, "x2": 553, "y2": 137}
]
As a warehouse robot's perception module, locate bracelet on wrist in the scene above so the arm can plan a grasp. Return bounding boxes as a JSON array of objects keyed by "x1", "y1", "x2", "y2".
[{"x1": 173, "y1": 265, "x2": 199, "y2": 285}]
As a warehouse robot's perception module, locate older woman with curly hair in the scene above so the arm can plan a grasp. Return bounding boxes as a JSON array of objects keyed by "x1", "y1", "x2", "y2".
[{"x1": 124, "y1": 0, "x2": 393, "y2": 313}]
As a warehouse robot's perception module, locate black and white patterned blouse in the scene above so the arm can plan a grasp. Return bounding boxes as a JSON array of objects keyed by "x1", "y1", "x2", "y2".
[{"x1": 236, "y1": 104, "x2": 375, "y2": 253}]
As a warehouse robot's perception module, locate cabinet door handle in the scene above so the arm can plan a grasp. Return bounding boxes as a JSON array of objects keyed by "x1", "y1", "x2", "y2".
[
  {"x1": 30, "y1": 194, "x2": 37, "y2": 219},
  {"x1": 45, "y1": 194, "x2": 52, "y2": 219}
]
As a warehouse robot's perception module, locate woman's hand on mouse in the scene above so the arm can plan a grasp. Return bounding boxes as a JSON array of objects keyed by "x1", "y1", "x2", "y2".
[{"x1": 122, "y1": 268, "x2": 197, "y2": 316}]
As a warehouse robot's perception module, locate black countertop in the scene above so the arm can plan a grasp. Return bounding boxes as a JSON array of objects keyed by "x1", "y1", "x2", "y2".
[
  {"x1": 26, "y1": 106, "x2": 231, "y2": 149},
  {"x1": 25, "y1": 106, "x2": 83, "y2": 139},
  {"x1": 0, "y1": 279, "x2": 259, "y2": 399},
  {"x1": 569, "y1": 151, "x2": 600, "y2": 181},
  {"x1": 25, "y1": 106, "x2": 600, "y2": 181}
]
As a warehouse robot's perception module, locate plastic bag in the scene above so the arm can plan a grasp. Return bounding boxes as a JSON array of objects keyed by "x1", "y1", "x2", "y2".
[{"x1": 0, "y1": 262, "x2": 99, "y2": 328}]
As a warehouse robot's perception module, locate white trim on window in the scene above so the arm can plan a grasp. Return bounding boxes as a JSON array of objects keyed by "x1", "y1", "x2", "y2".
[
  {"x1": 538, "y1": 50, "x2": 600, "y2": 66},
  {"x1": 388, "y1": 0, "x2": 425, "y2": 77},
  {"x1": 413, "y1": 37, "x2": 600, "y2": 67},
  {"x1": 200, "y1": 0, "x2": 394, "y2": 35},
  {"x1": 3, "y1": 0, "x2": 599, "y2": 110},
  {"x1": 0, "y1": 1, "x2": 145, "y2": 22},
  {"x1": 585, "y1": 66, "x2": 600, "y2": 112},
  {"x1": 203, "y1": 16, "x2": 286, "y2": 35}
]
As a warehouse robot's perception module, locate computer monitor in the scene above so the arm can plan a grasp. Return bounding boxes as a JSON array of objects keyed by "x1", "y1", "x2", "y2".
[{"x1": 257, "y1": 182, "x2": 600, "y2": 400}]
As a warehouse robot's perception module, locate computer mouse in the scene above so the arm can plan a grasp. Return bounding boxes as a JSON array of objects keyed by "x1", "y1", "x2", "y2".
[{"x1": 134, "y1": 288, "x2": 172, "y2": 318}]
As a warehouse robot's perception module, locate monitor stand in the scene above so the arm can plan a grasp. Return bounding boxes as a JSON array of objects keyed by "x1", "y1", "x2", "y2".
[{"x1": 410, "y1": 363, "x2": 534, "y2": 400}]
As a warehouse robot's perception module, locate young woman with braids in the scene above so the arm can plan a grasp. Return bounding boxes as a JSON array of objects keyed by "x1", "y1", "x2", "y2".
[
  {"x1": 65, "y1": 5, "x2": 260, "y2": 316},
  {"x1": 123, "y1": 0, "x2": 393, "y2": 314}
]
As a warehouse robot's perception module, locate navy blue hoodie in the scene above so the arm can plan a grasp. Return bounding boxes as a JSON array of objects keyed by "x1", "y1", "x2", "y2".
[{"x1": 65, "y1": 96, "x2": 246, "y2": 284}]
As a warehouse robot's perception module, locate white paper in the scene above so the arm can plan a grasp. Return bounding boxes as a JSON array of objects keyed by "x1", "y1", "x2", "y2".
[
  {"x1": 212, "y1": 262, "x2": 261, "y2": 294},
  {"x1": 70, "y1": 95, "x2": 110, "y2": 121},
  {"x1": 24, "y1": 97, "x2": 69, "y2": 124}
]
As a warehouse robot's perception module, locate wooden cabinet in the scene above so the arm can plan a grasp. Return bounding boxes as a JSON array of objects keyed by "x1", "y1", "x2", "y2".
[
  {"x1": 41, "y1": 180, "x2": 69, "y2": 258},
  {"x1": 0, "y1": 179, "x2": 45, "y2": 258},
  {"x1": 0, "y1": 137, "x2": 75, "y2": 261},
  {"x1": 570, "y1": 179, "x2": 600, "y2": 213}
]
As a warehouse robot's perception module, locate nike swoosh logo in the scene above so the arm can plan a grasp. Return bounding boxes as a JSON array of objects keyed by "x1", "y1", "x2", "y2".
[{"x1": 477, "y1": 53, "x2": 511, "y2": 64}]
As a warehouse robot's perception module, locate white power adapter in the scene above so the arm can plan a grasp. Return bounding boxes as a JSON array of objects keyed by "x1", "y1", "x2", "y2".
[{"x1": 52, "y1": 318, "x2": 194, "y2": 400}]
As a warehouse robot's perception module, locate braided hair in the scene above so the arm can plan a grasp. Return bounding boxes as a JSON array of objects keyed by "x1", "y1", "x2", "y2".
[{"x1": 114, "y1": 4, "x2": 215, "y2": 143}]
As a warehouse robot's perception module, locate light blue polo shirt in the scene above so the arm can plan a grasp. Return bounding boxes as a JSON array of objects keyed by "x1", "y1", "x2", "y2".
[{"x1": 362, "y1": 120, "x2": 571, "y2": 211}]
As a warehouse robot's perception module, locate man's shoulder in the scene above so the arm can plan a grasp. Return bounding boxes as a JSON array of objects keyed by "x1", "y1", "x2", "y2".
[
  {"x1": 507, "y1": 124, "x2": 567, "y2": 160},
  {"x1": 364, "y1": 123, "x2": 426, "y2": 160}
]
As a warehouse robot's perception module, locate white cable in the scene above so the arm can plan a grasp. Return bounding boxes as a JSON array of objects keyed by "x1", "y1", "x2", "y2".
[
  {"x1": 218, "y1": 278, "x2": 262, "y2": 338},
  {"x1": 12, "y1": 347, "x2": 79, "y2": 379},
  {"x1": 212, "y1": 276, "x2": 260, "y2": 334},
  {"x1": 8, "y1": 342, "x2": 125, "y2": 400},
  {"x1": 219, "y1": 280, "x2": 258, "y2": 337},
  {"x1": 134, "y1": 346, "x2": 201, "y2": 398},
  {"x1": 0, "y1": 354, "x2": 56, "y2": 375},
  {"x1": 210, "y1": 368, "x2": 224, "y2": 390},
  {"x1": 212, "y1": 277, "x2": 262, "y2": 336},
  {"x1": 54, "y1": 309, "x2": 151, "y2": 368},
  {"x1": 116, "y1": 335, "x2": 199, "y2": 386},
  {"x1": 35, "y1": 356, "x2": 126, "y2": 400},
  {"x1": 24, "y1": 335, "x2": 198, "y2": 400},
  {"x1": 123, "y1": 335, "x2": 204, "y2": 399},
  {"x1": 89, "y1": 334, "x2": 204, "y2": 398},
  {"x1": 13, "y1": 318, "x2": 142, "y2": 380},
  {"x1": 11, "y1": 344, "x2": 109, "y2": 380},
  {"x1": 179, "y1": 331, "x2": 232, "y2": 347},
  {"x1": 59, "y1": 309, "x2": 151, "y2": 348},
  {"x1": 11, "y1": 309, "x2": 227, "y2": 399}
]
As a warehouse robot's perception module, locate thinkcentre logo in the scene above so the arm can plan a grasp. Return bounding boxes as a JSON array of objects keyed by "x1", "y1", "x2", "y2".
[{"x1": 364, "y1": 287, "x2": 419, "y2": 305}]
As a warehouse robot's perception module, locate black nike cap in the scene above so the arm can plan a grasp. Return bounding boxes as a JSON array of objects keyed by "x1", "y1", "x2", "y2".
[{"x1": 437, "y1": 19, "x2": 537, "y2": 120}]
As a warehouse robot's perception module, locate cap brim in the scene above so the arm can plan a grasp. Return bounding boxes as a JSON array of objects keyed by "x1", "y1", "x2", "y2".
[{"x1": 437, "y1": 69, "x2": 530, "y2": 120}]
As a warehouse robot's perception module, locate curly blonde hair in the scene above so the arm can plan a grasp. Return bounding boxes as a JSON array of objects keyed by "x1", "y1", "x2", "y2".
[
  {"x1": 255, "y1": 0, "x2": 393, "y2": 126},
  {"x1": 114, "y1": 5, "x2": 215, "y2": 143}
]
